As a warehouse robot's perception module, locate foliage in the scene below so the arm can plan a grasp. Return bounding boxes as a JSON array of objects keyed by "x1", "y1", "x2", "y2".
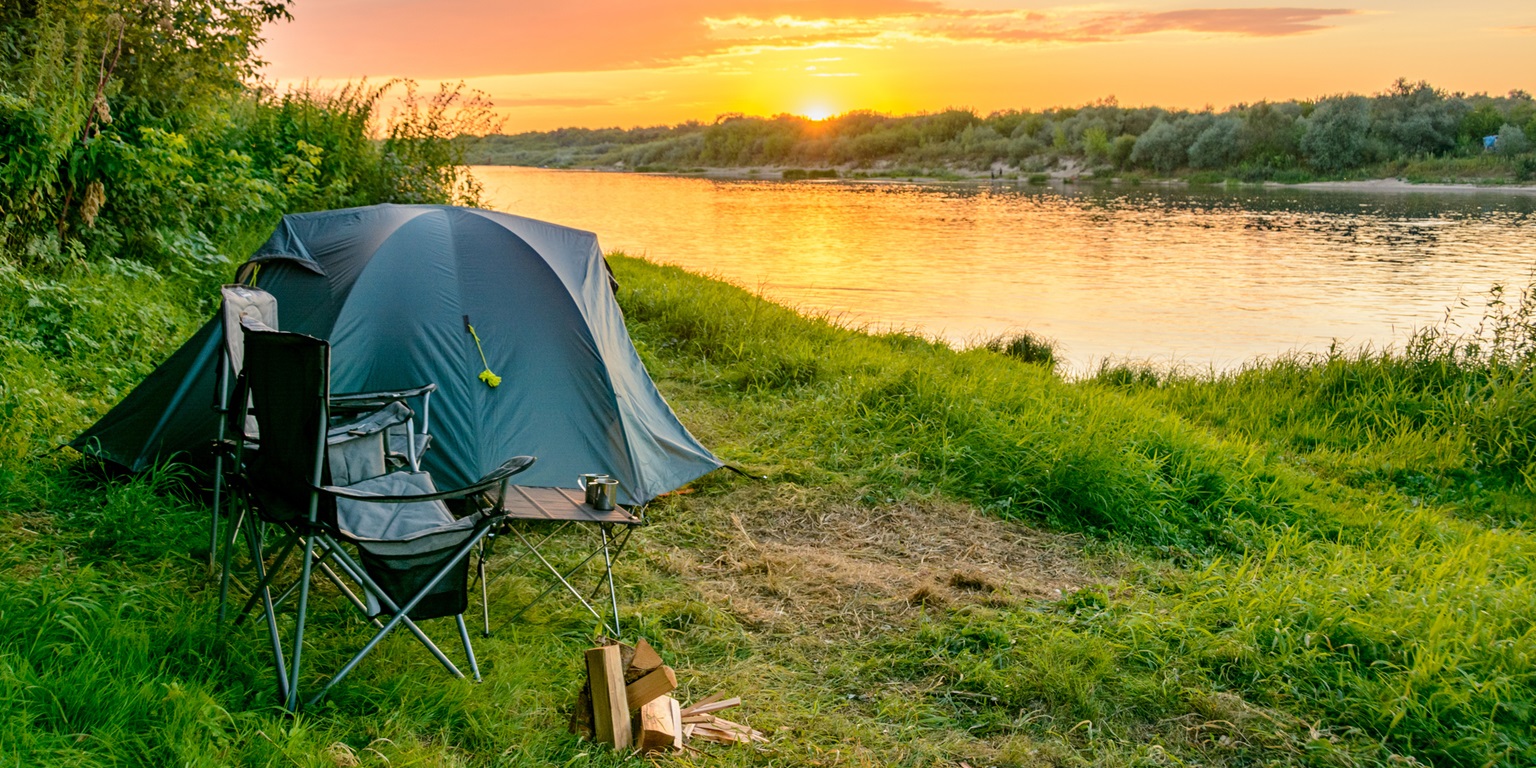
[
  {"x1": 470, "y1": 82, "x2": 1536, "y2": 183},
  {"x1": 1, "y1": 1, "x2": 494, "y2": 275},
  {"x1": 1497, "y1": 124, "x2": 1530, "y2": 155},
  {"x1": 1301, "y1": 95, "x2": 1375, "y2": 172}
]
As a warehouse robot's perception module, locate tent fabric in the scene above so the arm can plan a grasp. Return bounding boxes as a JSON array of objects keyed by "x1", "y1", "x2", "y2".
[{"x1": 72, "y1": 204, "x2": 722, "y2": 504}]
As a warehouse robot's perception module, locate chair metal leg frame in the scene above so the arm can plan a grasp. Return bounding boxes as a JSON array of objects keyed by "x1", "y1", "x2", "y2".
[
  {"x1": 303, "y1": 524, "x2": 497, "y2": 709},
  {"x1": 244, "y1": 518, "x2": 290, "y2": 705},
  {"x1": 246, "y1": 531, "x2": 485, "y2": 679},
  {"x1": 216, "y1": 499, "x2": 246, "y2": 622},
  {"x1": 318, "y1": 539, "x2": 465, "y2": 677},
  {"x1": 210, "y1": 451, "x2": 223, "y2": 574},
  {"x1": 234, "y1": 531, "x2": 301, "y2": 626},
  {"x1": 235, "y1": 522, "x2": 469, "y2": 683},
  {"x1": 287, "y1": 532, "x2": 317, "y2": 710},
  {"x1": 306, "y1": 540, "x2": 383, "y2": 629},
  {"x1": 498, "y1": 524, "x2": 622, "y2": 637},
  {"x1": 269, "y1": 543, "x2": 338, "y2": 610},
  {"x1": 456, "y1": 615, "x2": 481, "y2": 681}
]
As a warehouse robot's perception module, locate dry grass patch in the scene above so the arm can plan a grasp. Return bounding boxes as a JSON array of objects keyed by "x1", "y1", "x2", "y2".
[{"x1": 649, "y1": 483, "x2": 1110, "y2": 639}]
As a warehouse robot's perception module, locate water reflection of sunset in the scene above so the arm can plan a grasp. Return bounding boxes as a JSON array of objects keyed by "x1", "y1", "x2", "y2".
[
  {"x1": 261, "y1": 1, "x2": 1536, "y2": 132},
  {"x1": 478, "y1": 168, "x2": 1536, "y2": 372}
]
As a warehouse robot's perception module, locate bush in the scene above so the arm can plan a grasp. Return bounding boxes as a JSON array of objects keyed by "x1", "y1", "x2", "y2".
[
  {"x1": 1129, "y1": 118, "x2": 1187, "y2": 173},
  {"x1": 1188, "y1": 116, "x2": 1244, "y2": 169},
  {"x1": 1110, "y1": 134, "x2": 1137, "y2": 168},
  {"x1": 1496, "y1": 124, "x2": 1529, "y2": 155},
  {"x1": 1301, "y1": 95, "x2": 1373, "y2": 172}
]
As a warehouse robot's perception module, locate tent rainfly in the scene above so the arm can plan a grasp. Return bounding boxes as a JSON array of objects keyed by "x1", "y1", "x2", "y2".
[{"x1": 72, "y1": 204, "x2": 722, "y2": 504}]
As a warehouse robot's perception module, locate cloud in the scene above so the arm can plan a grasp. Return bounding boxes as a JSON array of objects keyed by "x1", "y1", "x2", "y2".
[
  {"x1": 261, "y1": 1, "x2": 1360, "y2": 79},
  {"x1": 494, "y1": 92, "x2": 668, "y2": 109},
  {"x1": 261, "y1": 0, "x2": 938, "y2": 79},
  {"x1": 704, "y1": 7, "x2": 1360, "y2": 49}
]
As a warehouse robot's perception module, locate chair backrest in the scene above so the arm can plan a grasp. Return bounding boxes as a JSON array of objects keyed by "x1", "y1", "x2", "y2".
[
  {"x1": 220, "y1": 285, "x2": 279, "y2": 382},
  {"x1": 241, "y1": 320, "x2": 333, "y2": 525},
  {"x1": 218, "y1": 285, "x2": 279, "y2": 438}
]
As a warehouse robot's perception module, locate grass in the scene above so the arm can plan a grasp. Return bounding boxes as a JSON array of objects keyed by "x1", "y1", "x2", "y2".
[{"x1": 3, "y1": 249, "x2": 1536, "y2": 765}]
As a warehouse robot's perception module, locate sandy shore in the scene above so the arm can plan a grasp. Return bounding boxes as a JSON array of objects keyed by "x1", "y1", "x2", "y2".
[{"x1": 1288, "y1": 178, "x2": 1536, "y2": 195}]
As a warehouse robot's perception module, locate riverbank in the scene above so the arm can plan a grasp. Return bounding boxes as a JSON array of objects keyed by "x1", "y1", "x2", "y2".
[
  {"x1": 3, "y1": 249, "x2": 1534, "y2": 765},
  {"x1": 1291, "y1": 177, "x2": 1536, "y2": 194},
  {"x1": 525, "y1": 162, "x2": 1536, "y2": 193}
]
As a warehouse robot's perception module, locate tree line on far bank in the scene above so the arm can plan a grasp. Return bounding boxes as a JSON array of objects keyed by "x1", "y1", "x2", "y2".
[{"x1": 469, "y1": 80, "x2": 1536, "y2": 182}]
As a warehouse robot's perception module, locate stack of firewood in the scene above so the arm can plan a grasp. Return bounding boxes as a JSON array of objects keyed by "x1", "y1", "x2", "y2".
[{"x1": 570, "y1": 638, "x2": 766, "y2": 755}]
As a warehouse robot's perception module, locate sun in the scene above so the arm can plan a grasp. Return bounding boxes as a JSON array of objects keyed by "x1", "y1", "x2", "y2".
[{"x1": 801, "y1": 105, "x2": 835, "y2": 121}]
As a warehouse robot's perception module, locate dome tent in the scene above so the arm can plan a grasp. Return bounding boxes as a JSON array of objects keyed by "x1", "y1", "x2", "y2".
[{"x1": 73, "y1": 204, "x2": 722, "y2": 504}]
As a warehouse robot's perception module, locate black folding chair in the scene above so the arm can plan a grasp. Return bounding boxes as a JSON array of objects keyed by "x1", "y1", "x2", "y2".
[
  {"x1": 211, "y1": 284, "x2": 436, "y2": 619},
  {"x1": 231, "y1": 320, "x2": 534, "y2": 711}
]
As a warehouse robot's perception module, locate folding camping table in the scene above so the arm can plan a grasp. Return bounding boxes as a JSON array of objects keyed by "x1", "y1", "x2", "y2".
[{"x1": 480, "y1": 486, "x2": 642, "y2": 638}]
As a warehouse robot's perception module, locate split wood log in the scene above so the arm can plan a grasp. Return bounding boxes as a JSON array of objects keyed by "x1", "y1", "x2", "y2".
[
  {"x1": 669, "y1": 696, "x2": 683, "y2": 751},
  {"x1": 629, "y1": 638, "x2": 663, "y2": 676},
  {"x1": 636, "y1": 695, "x2": 678, "y2": 754},
  {"x1": 680, "y1": 696, "x2": 740, "y2": 717},
  {"x1": 585, "y1": 646, "x2": 631, "y2": 748},
  {"x1": 625, "y1": 665, "x2": 677, "y2": 712}
]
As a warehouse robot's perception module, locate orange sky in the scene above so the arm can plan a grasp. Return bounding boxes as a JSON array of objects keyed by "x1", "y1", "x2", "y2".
[{"x1": 259, "y1": 1, "x2": 1536, "y2": 132}]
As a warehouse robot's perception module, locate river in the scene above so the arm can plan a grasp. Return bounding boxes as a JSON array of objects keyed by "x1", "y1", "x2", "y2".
[{"x1": 477, "y1": 166, "x2": 1536, "y2": 372}]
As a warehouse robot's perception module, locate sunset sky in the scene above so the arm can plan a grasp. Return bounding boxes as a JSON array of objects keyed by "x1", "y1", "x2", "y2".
[{"x1": 259, "y1": 1, "x2": 1536, "y2": 132}]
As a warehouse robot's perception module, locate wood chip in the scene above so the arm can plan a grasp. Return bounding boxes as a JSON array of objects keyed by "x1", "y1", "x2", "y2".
[{"x1": 681, "y1": 696, "x2": 740, "y2": 717}]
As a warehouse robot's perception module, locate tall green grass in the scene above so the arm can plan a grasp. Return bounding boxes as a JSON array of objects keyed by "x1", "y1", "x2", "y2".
[
  {"x1": 2, "y1": 248, "x2": 1535, "y2": 764},
  {"x1": 612, "y1": 257, "x2": 1536, "y2": 765}
]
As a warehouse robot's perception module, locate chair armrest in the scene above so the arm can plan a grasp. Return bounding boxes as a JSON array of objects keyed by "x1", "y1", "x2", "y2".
[
  {"x1": 319, "y1": 456, "x2": 535, "y2": 504},
  {"x1": 331, "y1": 383, "x2": 437, "y2": 409}
]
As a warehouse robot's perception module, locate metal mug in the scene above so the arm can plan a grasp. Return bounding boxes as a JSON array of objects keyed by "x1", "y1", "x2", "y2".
[
  {"x1": 589, "y1": 477, "x2": 619, "y2": 511},
  {"x1": 577, "y1": 473, "x2": 608, "y2": 504}
]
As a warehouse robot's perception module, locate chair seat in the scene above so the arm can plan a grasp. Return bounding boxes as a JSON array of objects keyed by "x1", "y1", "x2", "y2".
[
  {"x1": 335, "y1": 472, "x2": 481, "y2": 554},
  {"x1": 336, "y1": 471, "x2": 486, "y2": 620}
]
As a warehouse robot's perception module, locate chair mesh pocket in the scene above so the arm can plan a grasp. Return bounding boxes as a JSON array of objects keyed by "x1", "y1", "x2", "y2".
[{"x1": 357, "y1": 545, "x2": 471, "y2": 621}]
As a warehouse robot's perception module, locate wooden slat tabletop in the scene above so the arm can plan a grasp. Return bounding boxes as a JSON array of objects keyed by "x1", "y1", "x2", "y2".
[{"x1": 501, "y1": 485, "x2": 641, "y2": 525}]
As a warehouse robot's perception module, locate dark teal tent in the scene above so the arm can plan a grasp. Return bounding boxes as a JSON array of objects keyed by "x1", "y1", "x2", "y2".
[{"x1": 72, "y1": 204, "x2": 721, "y2": 504}]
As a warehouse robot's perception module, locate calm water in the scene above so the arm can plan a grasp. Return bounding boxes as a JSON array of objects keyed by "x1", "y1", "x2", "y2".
[{"x1": 478, "y1": 167, "x2": 1536, "y2": 372}]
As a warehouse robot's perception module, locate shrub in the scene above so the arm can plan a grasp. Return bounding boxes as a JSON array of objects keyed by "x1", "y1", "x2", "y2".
[
  {"x1": 1130, "y1": 118, "x2": 1186, "y2": 172},
  {"x1": 1188, "y1": 116, "x2": 1244, "y2": 169},
  {"x1": 1496, "y1": 124, "x2": 1529, "y2": 155},
  {"x1": 1301, "y1": 95, "x2": 1374, "y2": 172}
]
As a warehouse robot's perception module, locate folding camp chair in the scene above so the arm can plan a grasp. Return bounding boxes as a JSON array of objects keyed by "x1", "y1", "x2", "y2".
[
  {"x1": 481, "y1": 486, "x2": 642, "y2": 639},
  {"x1": 230, "y1": 320, "x2": 534, "y2": 711},
  {"x1": 211, "y1": 284, "x2": 436, "y2": 618}
]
